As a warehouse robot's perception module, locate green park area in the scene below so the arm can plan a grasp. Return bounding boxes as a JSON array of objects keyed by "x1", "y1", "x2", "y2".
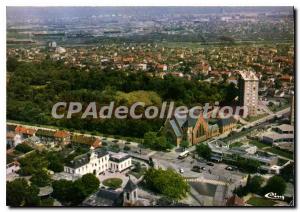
[
  {"x1": 247, "y1": 196, "x2": 276, "y2": 206},
  {"x1": 102, "y1": 178, "x2": 123, "y2": 189}
]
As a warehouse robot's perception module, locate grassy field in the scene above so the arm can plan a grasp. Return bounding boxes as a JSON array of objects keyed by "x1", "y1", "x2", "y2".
[
  {"x1": 229, "y1": 141, "x2": 244, "y2": 148},
  {"x1": 244, "y1": 113, "x2": 268, "y2": 122},
  {"x1": 102, "y1": 178, "x2": 123, "y2": 189},
  {"x1": 265, "y1": 147, "x2": 294, "y2": 160},
  {"x1": 247, "y1": 196, "x2": 276, "y2": 206},
  {"x1": 249, "y1": 140, "x2": 271, "y2": 149}
]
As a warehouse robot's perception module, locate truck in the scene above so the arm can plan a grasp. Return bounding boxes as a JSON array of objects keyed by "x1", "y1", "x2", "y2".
[{"x1": 178, "y1": 150, "x2": 190, "y2": 159}]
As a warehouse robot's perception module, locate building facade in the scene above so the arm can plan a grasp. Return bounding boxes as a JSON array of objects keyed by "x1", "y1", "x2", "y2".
[
  {"x1": 64, "y1": 148, "x2": 132, "y2": 176},
  {"x1": 109, "y1": 152, "x2": 132, "y2": 172},
  {"x1": 162, "y1": 114, "x2": 237, "y2": 147},
  {"x1": 238, "y1": 70, "x2": 259, "y2": 116}
]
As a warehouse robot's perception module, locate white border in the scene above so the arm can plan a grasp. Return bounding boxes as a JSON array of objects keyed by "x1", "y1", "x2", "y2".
[{"x1": 1, "y1": 1, "x2": 298, "y2": 212}]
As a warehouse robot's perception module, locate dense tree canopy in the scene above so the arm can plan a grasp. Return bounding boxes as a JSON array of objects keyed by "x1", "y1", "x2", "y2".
[
  {"x1": 15, "y1": 143, "x2": 33, "y2": 153},
  {"x1": 52, "y1": 173, "x2": 100, "y2": 206},
  {"x1": 144, "y1": 168, "x2": 190, "y2": 200},
  {"x1": 30, "y1": 169, "x2": 51, "y2": 187},
  {"x1": 7, "y1": 58, "x2": 238, "y2": 138},
  {"x1": 143, "y1": 131, "x2": 172, "y2": 151},
  {"x1": 262, "y1": 175, "x2": 287, "y2": 195},
  {"x1": 7, "y1": 178, "x2": 40, "y2": 206},
  {"x1": 280, "y1": 162, "x2": 294, "y2": 183},
  {"x1": 196, "y1": 143, "x2": 212, "y2": 160}
]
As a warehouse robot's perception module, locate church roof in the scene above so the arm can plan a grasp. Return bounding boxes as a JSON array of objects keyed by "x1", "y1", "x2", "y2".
[
  {"x1": 124, "y1": 178, "x2": 137, "y2": 192},
  {"x1": 217, "y1": 116, "x2": 236, "y2": 127},
  {"x1": 182, "y1": 115, "x2": 198, "y2": 128},
  {"x1": 169, "y1": 119, "x2": 182, "y2": 137}
]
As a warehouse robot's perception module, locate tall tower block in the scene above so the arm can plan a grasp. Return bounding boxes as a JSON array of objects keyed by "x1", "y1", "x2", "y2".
[{"x1": 238, "y1": 70, "x2": 259, "y2": 116}]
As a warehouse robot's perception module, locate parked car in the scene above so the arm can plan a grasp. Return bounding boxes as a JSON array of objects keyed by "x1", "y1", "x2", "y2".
[
  {"x1": 191, "y1": 166, "x2": 201, "y2": 173},
  {"x1": 179, "y1": 168, "x2": 184, "y2": 173},
  {"x1": 225, "y1": 166, "x2": 233, "y2": 171},
  {"x1": 200, "y1": 167, "x2": 206, "y2": 171},
  {"x1": 206, "y1": 162, "x2": 214, "y2": 166}
]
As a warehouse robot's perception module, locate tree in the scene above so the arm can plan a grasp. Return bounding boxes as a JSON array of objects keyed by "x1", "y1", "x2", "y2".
[
  {"x1": 123, "y1": 145, "x2": 130, "y2": 151},
  {"x1": 79, "y1": 173, "x2": 100, "y2": 194},
  {"x1": 149, "y1": 157, "x2": 154, "y2": 167},
  {"x1": 52, "y1": 174, "x2": 100, "y2": 206},
  {"x1": 274, "y1": 78, "x2": 282, "y2": 89},
  {"x1": 248, "y1": 175, "x2": 264, "y2": 194},
  {"x1": 18, "y1": 152, "x2": 49, "y2": 176},
  {"x1": 15, "y1": 143, "x2": 33, "y2": 153},
  {"x1": 48, "y1": 160, "x2": 64, "y2": 173},
  {"x1": 180, "y1": 140, "x2": 190, "y2": 150},
  {"x1": 143, "y1": 131, "x2": 157, "y2": 147},
  {"x1": 154, "y1": 136, "x2": 172, "y2": 151},
  {"x1": 262, "y1": 176, "x2": 287, "y2": 195},
  {"x1": 234, "y1": 185, "x2": 248, "y2": 197},
  {"x1": 196, "y1": 143, "x2": 211, "y2": 160},
  {"x1": 143, "y1": 132, "x2": 171, "y2": 151},
  {"x1": 7, "y1": 178, "x2": 40, "y2": 206},
  {"x1": 280, "y1": 163, "x2": 294, "y2": 183},
  {"x1": 52, "y1": 179, "x2": 73, "y2": 204},
  {"x1": 234, "y1": 156, "x2": 260, "y2": 173},
  {"x1": 30, "y1": 169, "x2": 51, "y2": 187},
  {"x1": 245, "y1": 174, "x2": 251, "y2": 190},
  {"x1": 135, "y1": 162, "x2": 142, "y2": 172},
  {"x1": 144, "y1": 168, "x2": 190, "y2": 201},
  {"x1": 46, "y1": 151, "x2": 64, "y2": 173},
  {"x1": 68, "y1": 180, "x2": 88, "y2": 206}
]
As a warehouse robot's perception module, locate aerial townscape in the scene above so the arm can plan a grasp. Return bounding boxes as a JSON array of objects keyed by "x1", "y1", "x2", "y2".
[{"x1": 6, "y1": 7, "x2": 294, "y2": 207}]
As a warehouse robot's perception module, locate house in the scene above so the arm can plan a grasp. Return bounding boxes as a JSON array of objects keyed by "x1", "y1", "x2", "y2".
[
  {"x1": 227, "y1": 76, "x2": 238, "y2": 85},
  {"x1": 262, "y1": 132, "x2": 294, "y2": 144},
  {"x1": 54, "y1": 130, "x2": 71, "y2": 146},
  {"x1": 6, "y1": 131, "x2": 15, "y2": 148},
  {"x1": 274, "y1": 124, "x2": 294, "y2": 134},
  {"x1": 7, "y1": 124, "x2": 16, "y2": 132},
  {"x1": 35, "y1": 129, "x2": 56, "y2": 143},
  {"x1": 15, "y1": 126, "x2": 36, "y2": 138},
  {"x1": 6, "y1": 161, "x2": 20, "y2": 175},
  {"x1": 71, "y1": 135, "x2": 101, "y2": 148}
]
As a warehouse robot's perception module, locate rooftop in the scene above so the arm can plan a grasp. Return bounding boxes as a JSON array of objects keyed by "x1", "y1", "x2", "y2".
[
  {"x1": 109, "y1": 152, "x2": 131, "y2": 163},
  {"x1": 263, "y1": 132, "x2": 294, "y2": 141},
  {"x1": 275, "y1": 124, "x2": 294, "y2": 133},
  {"x1": 239, "y1": 70, "x2": 258, "y2": 81}
]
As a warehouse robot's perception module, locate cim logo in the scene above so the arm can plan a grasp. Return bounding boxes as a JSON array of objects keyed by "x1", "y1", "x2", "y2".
[{"x1": 265, "y1": 192, "x2": 285, "y2": 200}]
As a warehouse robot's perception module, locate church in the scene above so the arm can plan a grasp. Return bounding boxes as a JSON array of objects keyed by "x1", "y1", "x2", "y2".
[{"x1": 161, "y1": 113, "x2": 237, "y2": 147}]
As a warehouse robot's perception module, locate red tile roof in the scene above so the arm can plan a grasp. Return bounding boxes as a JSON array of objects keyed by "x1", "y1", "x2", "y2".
[
  {"x1": 54, "y1": 130, "x2": 70, "y2": 138},
  {"x1": 15, "y1": 126, "x2": 36, "y2": 136}
]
